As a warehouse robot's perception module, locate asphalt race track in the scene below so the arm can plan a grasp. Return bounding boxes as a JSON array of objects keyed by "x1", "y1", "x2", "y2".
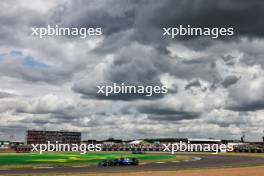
[{"x1": 0, "y1": 154, "x2": 264, "y2": 175}]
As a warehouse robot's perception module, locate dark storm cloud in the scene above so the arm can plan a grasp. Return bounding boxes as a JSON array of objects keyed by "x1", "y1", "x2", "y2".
[
  {"x1": 63, "y1": 0, "x2": 264, "y2": 103},
  {"x1": 73, "y1": 44, "x2": 172, "y2": 100},
  {"x1": 51, "y1": 0, "x2": 141, "y2": 35},
  {"x1": 147, "y1": 113, "x2": 200, "y2": 122},
  {"x1": 104, "y1": 48, "x2": 166, "y2": 85},
  {"x1": 137, "y1": 105, "x2": 200, "y2": 121},
  {"x1": 222, "y1": 55, "x2": 234, "y2": 62},
  {"x1": 169, "y1": 57, "x2": 218, "y2": 82},
  {"x1": 221, "y1": 55, "x2": 236, "y2": 66},
  {"x1": 221, "y1": 75, "x2": 240, "y2": 87},
  {"x1": 51, "y1": 0, "x2": 264, "y2": 54},
  {"x1": 73, "y1": 48, "x2": 220, "y2": 101},
  {"x1": 19, "y1": 115, "x2": 75, "y2": 125},
  {"x1": 227, "y1": 101, "x2": 264, "y2": 112},
  {"x1": 134, "y1": 0, "x2": 264, "y2": 44},
  {"x1": 185, "y1": 80, "x2": 202, "y2": 90}
]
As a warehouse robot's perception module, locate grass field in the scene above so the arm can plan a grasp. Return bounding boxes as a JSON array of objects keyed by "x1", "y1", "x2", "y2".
[{"x1": 0, "y1": 152, "x2": 190, "y2": 169}]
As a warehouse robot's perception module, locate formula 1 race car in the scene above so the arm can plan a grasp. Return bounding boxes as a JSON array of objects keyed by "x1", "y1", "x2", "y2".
[{"x1": 98, "y1": 158, "x2": 139, "y2": 167}]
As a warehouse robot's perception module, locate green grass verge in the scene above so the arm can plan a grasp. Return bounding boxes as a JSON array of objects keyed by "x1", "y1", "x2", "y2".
[{"x1": 0, "y1": 152, "x2": 190, "y2": 169}]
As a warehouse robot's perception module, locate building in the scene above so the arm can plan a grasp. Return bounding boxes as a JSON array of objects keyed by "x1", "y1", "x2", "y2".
[
  {"x1": 0, "y1": 141, "x2": 10, "y2": 149},
  {"x1": 10, "y1": 141, "x2": 24, "y2": 149},
  {"x1": 26, "y1": 130, "x2": 81, "y2": 144}
]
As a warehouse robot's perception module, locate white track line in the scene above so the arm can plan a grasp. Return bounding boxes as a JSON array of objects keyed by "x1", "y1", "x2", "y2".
[
  {"x1": 33, "y1": 167, "x2": 53, "y2": 169},
  {"x1": 72, "y1": 165, "x2": 89, "y2": 168},
  {"x1": 171, "y1": 160, "x2": 180, "y2": 163},
  {"x1": 139, "y1": 162, "x2": 147, "y2": 165},
  {"x1": 192, "y1": 157, "x2": 202, "y2": 161},
  {"x1": 155, "y1": 162, "x2": 166, "y2": 164}
]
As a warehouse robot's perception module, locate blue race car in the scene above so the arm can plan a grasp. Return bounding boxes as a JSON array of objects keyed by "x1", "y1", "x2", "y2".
[{"x1": 98, "y1": 158, "x2": 139, "y2": 167}]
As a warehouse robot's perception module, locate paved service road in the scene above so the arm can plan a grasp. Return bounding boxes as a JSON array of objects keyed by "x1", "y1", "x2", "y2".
[{"x1": 0, "y1": 154, "x2": 264, "y2": 175}]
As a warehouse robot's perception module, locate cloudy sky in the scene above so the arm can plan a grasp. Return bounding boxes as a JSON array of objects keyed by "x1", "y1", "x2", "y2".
[{"x1": 1, "y1": 0, "x2": 264, "y2": 141}]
